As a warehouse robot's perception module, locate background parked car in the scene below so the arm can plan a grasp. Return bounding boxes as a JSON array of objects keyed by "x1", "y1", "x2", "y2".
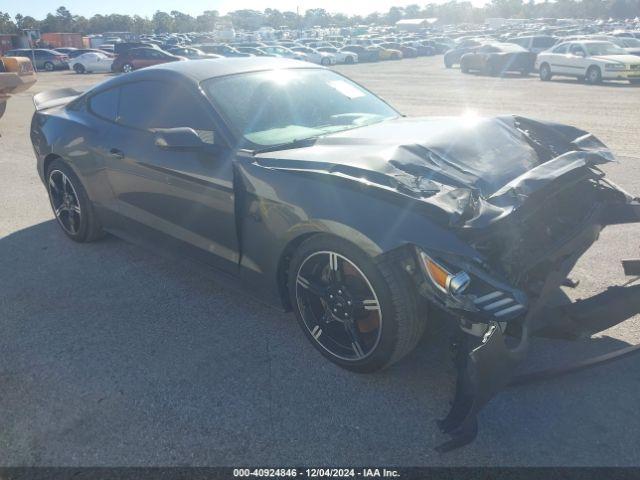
[
  {"x1": 166, "y1": 47, "x2": 221, "y2": 59},
  {"x1": 443, "y1": 40, "x2": 485, "y2": 68},
  {"x1": 195, "y1": 44, "x2": 252, "y2": 57},
  {"x1": 4, "y1": 49, "x2": 69, "y2": 71},
  {"x1": 111, "y1": 47, "x2": 185, "y2": 73},
  {"x1": 460, "y1": 43, "x2": 536, "y2": 76},
  {"x1": 261, "y1": 46, "x2": 308, "y2": 61},
  {"x1": 380, "y1": 42, "x2": 417, "y2": 58},
  {"x1": 114, "y1": 42, "x2": 160, "y2": 56},
  {"x1": 508, "y1": 35, "x2": 558, "y2": 54},
  {"x1": 290, "y1": 46, "x2": 337, "y2": 65},
  {"x1": 341, "y1": 45, "x2": 380, "y2": 62},
  {"x1": 316, "y1": 46, "x2": 358, "y2": 64},
  {"x1": 53, "y1": 47, "x2": 78, "y2": 56},
  {"x1": 64, "y1": 48, "x2": 115, "y2": 59},
  {"x1": 536, "y1": 40, "x2": 640, "y2": 84},
  {"x1": 236, "y1": 47, "x2": 273, "y2": 57},
  {"x1": 371, "y1": 45, "x2": 403, "y2": 61},
  {"x1": 71, "y1": 52, "x2": 115, "y2": 74}
]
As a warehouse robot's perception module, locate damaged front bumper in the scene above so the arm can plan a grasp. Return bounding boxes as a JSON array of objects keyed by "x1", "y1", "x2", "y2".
[{"x1": 420, "y1": 196, "x2": 640, "y2": 452}]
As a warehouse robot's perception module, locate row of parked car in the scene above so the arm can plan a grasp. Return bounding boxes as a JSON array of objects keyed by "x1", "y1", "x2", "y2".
[{"x1": 441, "y1": 31, "x2": 640, "y2": 84}]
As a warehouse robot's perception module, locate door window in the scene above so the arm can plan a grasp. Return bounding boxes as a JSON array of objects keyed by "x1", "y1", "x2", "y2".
[
  {"x1": 117, "y1": 80, "x2": 213, "y2": 133},
  {"x1": 569, "y1": 44, "x2": 586, "y2": 56}
]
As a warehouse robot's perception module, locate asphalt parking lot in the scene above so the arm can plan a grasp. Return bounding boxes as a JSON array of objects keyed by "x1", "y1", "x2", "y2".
[{"x1": 1, "y1": 55, "x2": 640, "y2": 466}]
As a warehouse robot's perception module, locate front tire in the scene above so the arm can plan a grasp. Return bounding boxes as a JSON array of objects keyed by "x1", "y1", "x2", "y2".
[
  {"x1": 44, "y1": 61, "x2": 55, "y2": 72},
  {"x1": 46, "y1": 159, "x2": 103, "y2": 243},
  {"x1": 586, "y1": 66, "x2": 602, "y2": 84},
  {"x1": 288, "y1": 235, "x2": 426, "y2": 373},
  {"x1": 320, "y1": 57, "x2": 331, "y2": 66},
  {"x1": 122, "y1": 63, "x2": 133, "y2": 73},
  {"x1": 539, "y1": 62, "x2": 552, "y2": 81}
]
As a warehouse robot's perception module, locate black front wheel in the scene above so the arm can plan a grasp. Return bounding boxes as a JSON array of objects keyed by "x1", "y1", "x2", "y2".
[
  {"x1": 46, "y1": 159, "x2": 103, "y2": 243},
  {"x1": 289, "y1": 235, "x2": 426, "y2": 373}
]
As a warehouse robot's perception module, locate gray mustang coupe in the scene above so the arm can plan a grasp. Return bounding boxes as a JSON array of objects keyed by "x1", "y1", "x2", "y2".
[{"x1": 30, "y1": 58, "x2": 640, "y2": 451}]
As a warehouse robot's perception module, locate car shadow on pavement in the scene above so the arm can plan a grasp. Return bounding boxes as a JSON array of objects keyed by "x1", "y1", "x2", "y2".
[{"x1": 1, "y1": 220, "x2": 640, "y2": 466}]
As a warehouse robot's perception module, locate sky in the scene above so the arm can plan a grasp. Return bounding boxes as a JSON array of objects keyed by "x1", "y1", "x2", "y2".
[{"x1": 2, "y1": 0, "x2": 487, "y2": 20}]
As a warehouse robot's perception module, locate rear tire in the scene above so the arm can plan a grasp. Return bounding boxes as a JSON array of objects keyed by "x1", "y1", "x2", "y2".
[
  {"x1": 320, "y1": 57, "x2": 331, "y2": 66},
  {"x1": 539, "y1": 63, "x2": 552, "y2": 81},
  {"x1": 460, "y1": 61, "x2": 469, "y2": 73},
  {"x1": 73, "y1": 63, "x2": 85, "y2": 74},
  {"x1": 44, "y1": 61, "x2": 54, "y2": 72},
  {"x1": 46, "y1": 159, "x2": 104, "y2": 243},
  {"x1": 344, "y1": 56, "x2": 354, "y2": 64},
  {"x1": 122, "y1": 63, "x2": 133, "y2": 73},
  {"x1": 288, "y1": 235, "x2": 426, "y2": 373}
]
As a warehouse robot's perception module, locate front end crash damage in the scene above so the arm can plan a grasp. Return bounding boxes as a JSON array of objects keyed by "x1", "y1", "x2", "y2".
[
  {"x1": 407, "y1": 176, "x2": 640, "y2": 451},
  {"x1": 253, "y1": 114, "x2": 640, "y2": 451}
]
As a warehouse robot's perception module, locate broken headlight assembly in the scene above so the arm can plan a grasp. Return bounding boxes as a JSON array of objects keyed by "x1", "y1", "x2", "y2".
[{"x1": 416, "y1": 249, "x2": 528, "y2": 322}]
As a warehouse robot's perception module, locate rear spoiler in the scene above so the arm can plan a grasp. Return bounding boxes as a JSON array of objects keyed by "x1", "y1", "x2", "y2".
[{"x1": 33, "y1": 87, "x2": 83, "y2": 111}]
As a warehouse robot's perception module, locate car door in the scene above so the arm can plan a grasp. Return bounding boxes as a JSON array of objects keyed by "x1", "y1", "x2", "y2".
[
  {"x1": 83, "y1": 53, "x2": 98, "y2": 71},
  {"x1": 547, "y1": 43, "x2": 570, "y2": 74},
  {"x1": 568, "y1": 43, "x2": 589, "y2": 75},
  {"x1": 130, "y1": 49, "x2": 151, "y2": 69},
  {"x1": 103, "y1": 79, "x2": 240, "y2": 274}
]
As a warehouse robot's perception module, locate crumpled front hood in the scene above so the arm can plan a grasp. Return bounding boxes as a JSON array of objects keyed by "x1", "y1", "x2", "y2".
[{"x1": 254, "y1": 115, "x2": 615, "y2": 227}]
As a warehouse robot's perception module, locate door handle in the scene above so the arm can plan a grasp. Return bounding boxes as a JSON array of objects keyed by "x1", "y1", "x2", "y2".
[{"x1": 109, "y1": 148, "x2": 124, "y2": 160}]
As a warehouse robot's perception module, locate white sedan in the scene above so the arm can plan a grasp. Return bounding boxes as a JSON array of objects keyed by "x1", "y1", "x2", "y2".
[
  {"x1": 316, "y1": 47, "x2": 358, "y2": 64},
  {"x1": 290, "y1": 46, "x2": 337, "y2": 66},
  {"x1": 71, "y1": 52, "x2": 114, "y2": 74},
  {"x1": 536, "y1": 40, "x2": 640, "y2": 84}
]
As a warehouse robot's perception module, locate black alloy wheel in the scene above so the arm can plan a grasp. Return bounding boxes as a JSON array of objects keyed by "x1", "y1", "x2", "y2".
[
  {"x1": 46, "y1": 159, "x2": 103, "y2": 242},
  {"x1": 289, "y1": 235, "x2": 427, "y2": 373},
  {"x1": 295, "y1": 250, "x2": 383, "y2": 362},
  {"x1": 48, "y1": 169, "x2": 82, "y2": 236}
]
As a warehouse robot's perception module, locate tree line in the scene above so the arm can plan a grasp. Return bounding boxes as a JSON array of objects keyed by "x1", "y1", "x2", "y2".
[{"x1": 1, "y1": 1, "x2": 639, "y2": 36}]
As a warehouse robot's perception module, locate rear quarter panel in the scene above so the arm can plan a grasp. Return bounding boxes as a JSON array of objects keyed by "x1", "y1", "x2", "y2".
[{"x1": 31, "y1": 106, "x2": 116, "y2": 208}]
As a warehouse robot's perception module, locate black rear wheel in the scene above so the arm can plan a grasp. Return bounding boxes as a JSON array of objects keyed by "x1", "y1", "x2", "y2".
[
  {"x1": 46, "y1": 159, "x2": 103, "y2": 243},
  {"x1": 539, "y1": 63, "x2": 552, "y2": 81},
  {"x1": 289, "y1": 235, "x2": 426, "y2": 372}
]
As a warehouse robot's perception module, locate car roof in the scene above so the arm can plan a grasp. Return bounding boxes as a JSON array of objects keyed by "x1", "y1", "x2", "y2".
[{"x1": 89, "y1": 57, "x2": 320, "y2": 93}]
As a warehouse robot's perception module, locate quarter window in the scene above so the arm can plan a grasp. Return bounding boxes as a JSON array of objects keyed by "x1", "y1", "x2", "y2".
[
  {"x1": 88, "y1": 88, "x2": 119, "y2": 122},
  {"x1": 553, "y1": 44, "x2": 569, "y2": 54}
]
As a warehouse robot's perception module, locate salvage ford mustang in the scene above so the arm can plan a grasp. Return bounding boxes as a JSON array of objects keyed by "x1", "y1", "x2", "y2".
[{"x1": 30, "y1": 58, "x2": 640, "y2": 450}]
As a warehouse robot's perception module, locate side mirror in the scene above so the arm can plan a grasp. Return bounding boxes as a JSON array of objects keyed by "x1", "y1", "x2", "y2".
[{"x1": 153, "y1": 127, "x2": 207, "y2": 151}]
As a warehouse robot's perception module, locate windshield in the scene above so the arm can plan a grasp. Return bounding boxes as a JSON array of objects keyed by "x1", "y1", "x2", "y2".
[
  {"x1": 202, "y1": 68, "x2": 399, "y2": 148},
  {"x1": 585, "y1": 42, "x2": 627, "y2": 56}
]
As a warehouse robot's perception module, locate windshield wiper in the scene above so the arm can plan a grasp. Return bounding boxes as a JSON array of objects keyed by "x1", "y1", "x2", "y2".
[{"x1": 252, "y1": 137, "x2": 319, "y2": 154}]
